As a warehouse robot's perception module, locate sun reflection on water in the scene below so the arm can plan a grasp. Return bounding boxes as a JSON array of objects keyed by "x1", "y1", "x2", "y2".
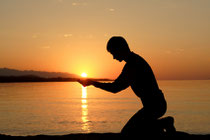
[{"x1": 81, "y1": 86, "x2": 90, "y2": 132}]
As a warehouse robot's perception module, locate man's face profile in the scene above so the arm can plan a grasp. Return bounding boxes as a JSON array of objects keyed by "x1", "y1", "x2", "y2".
[
  {"x1": 110, "y1": 50, "x2": 123, "y2": 62},
  {"x1": 107, "y1": 36, "x2": 130, "y2": 62}
]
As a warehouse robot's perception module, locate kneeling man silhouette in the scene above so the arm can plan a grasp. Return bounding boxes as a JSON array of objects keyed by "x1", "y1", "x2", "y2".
[{"x1": 78, "y1": 36, "x2": 176, "y2": 137}]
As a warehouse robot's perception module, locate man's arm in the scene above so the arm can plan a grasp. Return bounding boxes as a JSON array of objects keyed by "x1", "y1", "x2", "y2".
[
  {"x1": 92, "y1": 64, "x2": 130, "y2": 93},
  {"x1": 92, "y1": 80, "x2": 129, "y2": 93},
  {"x1": 78, "y1": 64, "x2": 130, "y2": 93}
]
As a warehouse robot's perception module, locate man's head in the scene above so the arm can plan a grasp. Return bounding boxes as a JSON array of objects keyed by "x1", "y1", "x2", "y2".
[{"x1": 107, "y1": 36, "x2": 131, "y2": 62}]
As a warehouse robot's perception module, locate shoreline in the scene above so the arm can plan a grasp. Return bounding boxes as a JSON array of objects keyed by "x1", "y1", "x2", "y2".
[
  {"x1": 1, "y1": 132, "x2": 210, "y2": 140},
  {"x1": 0, "y1": 76, "x2": 113, "y2": 83}
]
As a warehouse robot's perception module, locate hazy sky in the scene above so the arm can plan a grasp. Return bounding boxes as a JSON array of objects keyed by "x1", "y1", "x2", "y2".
[{"x1": 0, "y1": 0, "x2": 210, "y2": 79}]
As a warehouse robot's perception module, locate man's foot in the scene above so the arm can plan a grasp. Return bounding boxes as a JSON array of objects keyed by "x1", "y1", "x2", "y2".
[{"x1": 161, "y1": 116, "x2": 176, "y2": 135}]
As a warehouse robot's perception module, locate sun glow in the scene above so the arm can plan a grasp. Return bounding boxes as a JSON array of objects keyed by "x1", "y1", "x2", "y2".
[
  {"x1": 81, "y1": 72, "x2": 87, "y2": 78},
  {"x1": 81, "y1": 86, "x2": 90, "y2": 132}
]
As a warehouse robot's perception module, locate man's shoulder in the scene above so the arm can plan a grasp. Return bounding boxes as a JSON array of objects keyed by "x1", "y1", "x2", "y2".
[
  {"x1": 128, "y1": 52, "x2": 145, "y2": 63},
  {"x1": 126, "y1": 52, "x2": 151, "y2": 72}
]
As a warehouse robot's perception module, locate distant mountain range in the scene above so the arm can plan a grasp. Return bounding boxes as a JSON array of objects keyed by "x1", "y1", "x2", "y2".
[
  {"x1": 0, "y1": 68, "x2": 112, "y2": 83},
  {"x1": 0, "y1": 68, "x2": 80, "y2": 78}
]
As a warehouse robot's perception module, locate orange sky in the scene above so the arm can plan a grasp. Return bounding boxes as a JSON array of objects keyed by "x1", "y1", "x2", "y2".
[{"x1": 0, "y1": 0, "x2": 210, "y2": 79}]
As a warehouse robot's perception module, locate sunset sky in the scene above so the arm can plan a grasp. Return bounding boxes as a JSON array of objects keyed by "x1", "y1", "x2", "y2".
[{"x1": 0, "y1": 0, "x2": 210, "y2": 80}]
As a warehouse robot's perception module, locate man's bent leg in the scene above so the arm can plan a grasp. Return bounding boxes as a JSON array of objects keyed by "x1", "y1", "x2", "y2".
[{"x1": 121, "y1": 108, "x2": 147, "y2": 136}]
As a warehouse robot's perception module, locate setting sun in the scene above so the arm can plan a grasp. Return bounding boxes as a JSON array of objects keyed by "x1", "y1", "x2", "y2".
[{"x1": 81, "y1": 73, "x2": 87, "y2": 78}]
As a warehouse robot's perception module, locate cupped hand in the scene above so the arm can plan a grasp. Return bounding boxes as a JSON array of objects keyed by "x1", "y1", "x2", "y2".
[{"x1": 77, "y1": 79, "x2": 94, "y2": 87}]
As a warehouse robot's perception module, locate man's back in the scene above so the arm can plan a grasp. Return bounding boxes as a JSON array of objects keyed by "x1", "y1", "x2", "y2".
[
  {"x1": 116, "y1": 52, "x2": 163, "y2": 107},
  {"x1": 128, "y1": 52, "x2": 160, "y2": 93}
]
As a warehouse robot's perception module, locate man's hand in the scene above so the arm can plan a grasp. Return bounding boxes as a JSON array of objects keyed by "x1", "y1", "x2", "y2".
[{"x1": 77, "y1": 79, "x2": 94, "y2": 87}]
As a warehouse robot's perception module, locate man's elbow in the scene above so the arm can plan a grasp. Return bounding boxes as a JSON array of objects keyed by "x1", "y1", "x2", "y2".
[
  {"x1": 110, "y1": 88, "x2": 121, "y2": 94},
  {"x1": 106, "y1": 82, "x2": 128, "y2": 94},
  {"x1": 111, "y1": 90, "x2": 118, "y2": 94}
]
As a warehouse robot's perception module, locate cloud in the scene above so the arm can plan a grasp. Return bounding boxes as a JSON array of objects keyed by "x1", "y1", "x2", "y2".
[
  {"x1": 165, "y1": 50, "x2": 172, "y2": 54},
  {"x1": 165, "y1": 48, "x2": 184, "y2": 54},
  {"x1": 87, "y1": 34, "x2": 93, "y2": 39},
  {"x1": 57, "y1": 0, "x2": 63, "y2": 2},
  {"x1": 176, "y1": 48, "x2": 184, "y2": 53},
  {"x1": 109, "y1": 8, "x2": 115, "y2": 12},
  {"x1": 72, "y1": 2, "x2": 87, "y2": 6},
  {"x1": 64, "y1": 34, "x2": 73, "y2": 38},
  {"x1": 32, "y1": 34, "x2": 39, "y2": 39},
  {"x1": 42, "y1": 46, "x2": 50, "y2": 49}
]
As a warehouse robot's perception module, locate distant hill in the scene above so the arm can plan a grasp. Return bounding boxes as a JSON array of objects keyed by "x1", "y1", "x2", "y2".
[
  {"x1": 0, "y1": 68, "x2": 112, "y2": 83},
  {"x1": 0, "y1": 68, "x2": 80, "y2": 78}
]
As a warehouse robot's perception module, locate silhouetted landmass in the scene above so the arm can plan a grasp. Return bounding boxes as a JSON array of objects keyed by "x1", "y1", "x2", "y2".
[
  {"x1": 0, "y1": 132, "x2": 210, "y2": 140},
  {"x1": 0, "y1": 75, "x2": 76, "y2": 83},
  {"x1": 0, "y1": 75, "x2": 112, "y2": 83},
  {"x1": 0, "y1": 68, "x2": 112, "y2": 83},
  {"x1": 0, "y1": 68, "x2": 79, "y2": 78}
]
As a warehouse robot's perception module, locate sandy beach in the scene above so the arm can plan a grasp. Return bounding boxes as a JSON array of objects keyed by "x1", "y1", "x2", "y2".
[{"x1": 1, "y1": 132, "x2": 210, "y2": 140}]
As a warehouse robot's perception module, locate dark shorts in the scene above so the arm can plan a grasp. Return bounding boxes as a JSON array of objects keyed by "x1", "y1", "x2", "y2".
[
  {"x1": 141, "y1": 91, "x2": 167, "y2": 119},
  {"x1": 121, "y1": 91, "x2": 167, "y2": 135}
]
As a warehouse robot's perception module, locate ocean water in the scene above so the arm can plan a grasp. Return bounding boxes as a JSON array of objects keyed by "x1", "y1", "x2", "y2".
[{"x1": 0, "y1": 80, "x2": 210, "y2": 136}]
